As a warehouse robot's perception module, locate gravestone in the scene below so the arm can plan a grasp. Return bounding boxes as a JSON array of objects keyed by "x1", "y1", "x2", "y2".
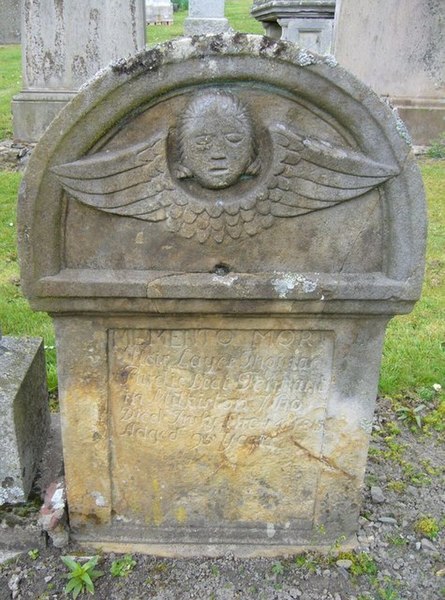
[
  {"x1": 145, "y1": 0, "x2": 173, "y2": 25},
  {"x1": 333, "y1": 0, "x2": 445, "y2": 146},
  {"x1": 251, "y1": 0, "x2": 336, "y2": 53},
  {"x1": 184, "y1": 0, "x2": 230, "y2": 35},
  {"x1": 0, "y1": 0, "x2": 20, "y2": 44},
  {"x1": 0, "y1": 336, "x2": 49, "y2": 505},
  {"x1": 12, "y1": 0, "x2": 146, "y2": 143},
  {"x1": 18, "y1": 34, "x2": 426, "y2": 556}
]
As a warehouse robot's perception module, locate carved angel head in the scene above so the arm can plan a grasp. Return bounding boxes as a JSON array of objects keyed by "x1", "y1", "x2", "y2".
[{"x1": 176, "y1": 90, "x2": 260, "y2": 190}]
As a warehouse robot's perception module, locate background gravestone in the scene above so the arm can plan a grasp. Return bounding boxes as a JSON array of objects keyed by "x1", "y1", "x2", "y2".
[
  {"x1": 145, "y1": 0, "x2": 173, "y2": 25},
  {"x1": 251, "y1": 0, "x2": 336, "y2": 53},
  {"x1": 333, "y1": 0, "x2": 445, "y2": 146},
  {"x1": 19, "y1": 34, "x2": 426, "y2": 555},
  {"x1": 0, "y1": 336, "x2": 49, "y2": 505},
  {"x1": 0, "y1": 0, "x2": 20, "y2": 44},
  {"x1": 12, "y1": 0, "x2": 146, "y2": 143},
  {"x1": 184, "y1": 0, "x2": 230, "y2": 35}
]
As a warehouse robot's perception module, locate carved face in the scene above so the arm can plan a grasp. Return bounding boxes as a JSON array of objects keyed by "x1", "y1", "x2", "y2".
[{"x1": 179, "y1": 92, "x2": 255, "y2": 190}]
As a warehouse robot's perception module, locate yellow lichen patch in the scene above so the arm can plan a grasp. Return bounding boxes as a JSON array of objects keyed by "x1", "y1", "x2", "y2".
[{"x1": 175, "y1": 506, "x2": 188, "y2": 523}]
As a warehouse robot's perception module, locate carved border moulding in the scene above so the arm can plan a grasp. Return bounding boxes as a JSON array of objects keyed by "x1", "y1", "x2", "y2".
[{"x1": 18, "y1": 33, "x2": 426, "y2": 316}]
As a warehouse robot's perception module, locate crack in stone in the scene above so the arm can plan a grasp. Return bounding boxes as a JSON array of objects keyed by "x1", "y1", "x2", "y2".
[{"x1": 292, "y1": 438, "x2": 355, "y2": 480}]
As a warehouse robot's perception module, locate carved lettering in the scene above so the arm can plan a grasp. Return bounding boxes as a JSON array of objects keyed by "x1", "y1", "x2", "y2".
[{"x1": 109, "y1": 329, "x2": 333, "y2": 453}]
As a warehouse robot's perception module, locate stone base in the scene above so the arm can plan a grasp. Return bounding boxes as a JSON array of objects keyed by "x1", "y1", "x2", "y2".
[
  {"x1": 55, "y1": 314, "x2": 387, "y2": 555},
  {"x1": 391, "y1": 97, "x2": 445, "y2": 146},
  {"x1": 77, "y1": 536, "x2": 358, "y2": 558},
  {"x1": 12, "y1": 91, "x2": 76, "y2": 143},
  {"x1": 280, "y1": 18, "x2": 334, "y2": 53},
  {"x1": 184, "y1": 17, "x2": 231, "y2": 36},
  {"x1": 0, "y1": 337, "x2": 49, "y2": 505}
]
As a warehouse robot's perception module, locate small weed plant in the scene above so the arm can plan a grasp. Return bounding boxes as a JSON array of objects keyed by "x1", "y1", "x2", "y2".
[
  {"x1": 61, "y1": 555, "x2": 103, "y2": 598},
  {"x1": 427, "y1": 134, "x2": 445, "y2": 159},
  {"x1": 414, "y1": 516, "x2": 441, "y2": 540},
  {"x1": 271, "y1": 561, "x2": 285, "y2": 576},
  {"x1": 336, "y1": 551, "x2": 378, "y2": 577},
  {"x1": 396, "y1": 403, "x2": 426, "y2": 429},
  {"x1": 110, "y1": 554, "x2": 136, "y2": 577}
]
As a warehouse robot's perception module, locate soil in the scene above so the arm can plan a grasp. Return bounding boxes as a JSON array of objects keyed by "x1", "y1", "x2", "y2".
[{"x1": 0, "y1": 397, "x2": 444, "y2": 600}]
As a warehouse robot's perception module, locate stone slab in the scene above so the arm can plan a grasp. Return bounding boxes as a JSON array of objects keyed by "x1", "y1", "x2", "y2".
[{"x1": 0, "y1": 337, "x2": 49, "y2": 505}]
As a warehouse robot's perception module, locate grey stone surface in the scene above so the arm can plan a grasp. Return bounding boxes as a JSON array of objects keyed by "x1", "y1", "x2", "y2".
[
  {"x1": 184, "y1": 0, "x2": 230, "y2": 35},
  {"x1": 18, "y1": 34, "x2": 426, "y2": 556},
  {"x1": 145, "y1": 0, "x2": 173, "y2": 24},
  {"x1": 333, "y1": 0, "x2": 445, "y2": 145},
  {"x1": 12, "y1": 0, "x2": 146, "y2": 143},
  {"x1": 0, "y1": 337, "x2": 49, "y2": 505},
  {"x1": 251, "y1": 1, "x2": 335, "y2": 52},
  {"x1": 0, "y1": 0, "x2": 20, "y2": 44}
]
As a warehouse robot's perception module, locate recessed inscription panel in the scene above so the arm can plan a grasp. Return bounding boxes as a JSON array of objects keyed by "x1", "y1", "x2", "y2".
[{"x1": 109, "y1": 329, "x2": 334, "y2": 536}]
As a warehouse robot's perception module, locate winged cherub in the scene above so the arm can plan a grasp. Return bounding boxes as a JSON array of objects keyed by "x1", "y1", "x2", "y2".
[
  {"x1": 175, "y1": 90, "x2": 260, "y2": 190},
  {"x1": 53, "y1": 89, "x2": 400, "y2": 243}
]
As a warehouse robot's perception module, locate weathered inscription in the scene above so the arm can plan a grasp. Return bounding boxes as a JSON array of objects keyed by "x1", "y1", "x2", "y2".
[{"x1": 109, "y1": 329, "x2": 334, "y2": 526}]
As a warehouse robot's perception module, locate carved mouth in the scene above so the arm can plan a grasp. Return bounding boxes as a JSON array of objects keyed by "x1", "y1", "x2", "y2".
[{"x1": 209, "y1": 167, "x2": 228, "y2": 173}]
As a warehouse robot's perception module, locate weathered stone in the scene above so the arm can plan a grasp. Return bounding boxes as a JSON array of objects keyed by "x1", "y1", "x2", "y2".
[
  {"x1": 336, "y1": 559, "x2": 352, "y2": 569},
  {"x1": 0, "y1": 0, "x2": 20, "y2": 44},
  {"x1": 0, "y1": 337, "x2": 49, "y2": 505},
  {"x1": 251, "y1": 0, "x2": 335, "y2": 53},
  {"x1": 145, "y1": 0, "x2": 173, "y2": 25},
  {"x1": 333, "y1": 0, "x2": 445, "y2": 145},
  {"x1": 18, "y1": 34, "x2": 426, "y2": 556},
  {"x1": 420, "y1": 538, "x2": 438, "y2": 553},
  {"x1": 12, "y1": 0, "x2": 146, "y2": 143},
  {"x1": 184, "y1": 0, "x2": 230, "y2": 35},
  {"x1": 371, "y1": 486, "x2": 386, "y2": 504}
]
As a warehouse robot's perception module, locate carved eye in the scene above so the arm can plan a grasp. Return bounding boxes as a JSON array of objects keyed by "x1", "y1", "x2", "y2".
[
  {"x1": 225, "y1": 133, "x2": 244, "y2": 145},
  {"x1": 195, "y1": 135, "x2": 211, "y2": 147}
]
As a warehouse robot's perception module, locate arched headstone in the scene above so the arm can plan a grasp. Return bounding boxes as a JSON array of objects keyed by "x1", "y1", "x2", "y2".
[{"x1": 19, "y1": 34, "x2": 426, "y2": 555}]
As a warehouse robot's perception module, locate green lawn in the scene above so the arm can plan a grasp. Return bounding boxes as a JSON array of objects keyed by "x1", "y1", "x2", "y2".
[
  {"x1": 0, "y1": 45, "x2": 21, "y2": 139},
  {"x1": 0, "y1": 0, "x2": 443, "y2": 407}
]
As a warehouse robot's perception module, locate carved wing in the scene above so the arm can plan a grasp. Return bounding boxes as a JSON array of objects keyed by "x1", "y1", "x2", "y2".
[
  {"x1": 267, "y1": 124, "x2": 400, "y2": 218},
  {"x1": 52, "y1": 138, "x2": 176, "y2": 222}
]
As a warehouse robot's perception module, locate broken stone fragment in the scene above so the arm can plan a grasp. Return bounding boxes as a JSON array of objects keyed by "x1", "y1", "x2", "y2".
[{"x1": 38, "y1": 478, "x2": 69, "y2": 548}]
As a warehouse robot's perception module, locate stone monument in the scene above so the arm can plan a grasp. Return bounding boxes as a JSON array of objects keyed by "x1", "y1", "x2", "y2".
[
  {"x1": 184, "y1": 0, "x2": 230, "y2": 35},
  {"x1": 18, "y1": 35, "x2": 426, "y2": 555},
  {"x1": 0, "y1": 336, "x2": 49, "y2": 505},
  {"x1": 12, "y1": 0, "x2": 146, "y2": 143},
  {"x1": 145, "y1": 0, "x2": 173, "y2": 25},
  {"x1": 333, "y1": 0, "x2": 445, "y2": 146},
  {"x1": 0, "y1": 0, "x2": 20, "y2": 44},
  {"x1": 251, "y1": 1, "x2": 336, "y2": 53}
]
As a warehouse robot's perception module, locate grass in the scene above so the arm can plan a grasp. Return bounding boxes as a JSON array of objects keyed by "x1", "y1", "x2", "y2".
[
  {"x1": 0, "y1": 0, "x2": 443, "y2": 402},
  {"x1": 380, "y1": 160, "x2": 445, "y2": 396},
  {"x1": 0, "y1": 172, "x2": 57, "y2": 391},
  {"x1": 0, "y1": 45, "x2": 21, "y2": 139}
]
